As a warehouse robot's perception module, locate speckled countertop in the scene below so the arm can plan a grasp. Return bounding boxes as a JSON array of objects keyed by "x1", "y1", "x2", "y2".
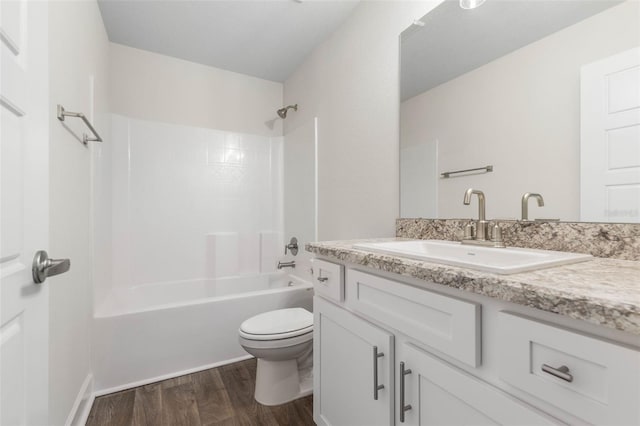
[{"x1": 306, "y1": 238, "x2": 640, "y2": 335}]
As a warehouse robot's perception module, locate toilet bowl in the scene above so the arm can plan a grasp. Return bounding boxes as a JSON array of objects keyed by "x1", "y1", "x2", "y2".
[{"x1": 239, "y1": 308, "x2": 313, "y2": 406}]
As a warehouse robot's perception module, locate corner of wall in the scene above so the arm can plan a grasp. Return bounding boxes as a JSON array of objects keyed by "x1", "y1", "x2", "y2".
[
  {"x1": 48, "y1": 0, "x2": 110, "y2": 424},
  {"x1": 283, "y1": 1, "x2": 442, "y2": 241}
]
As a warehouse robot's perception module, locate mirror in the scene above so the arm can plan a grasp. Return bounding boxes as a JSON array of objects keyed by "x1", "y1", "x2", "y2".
[{"x1": 400, "y1": 0, "x2": 640, "y2": 223}]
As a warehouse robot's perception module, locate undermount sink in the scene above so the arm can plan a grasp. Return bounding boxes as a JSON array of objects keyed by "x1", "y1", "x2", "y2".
[{"x1": 352, "y1": 240, "x2": 592, "y2": 275}]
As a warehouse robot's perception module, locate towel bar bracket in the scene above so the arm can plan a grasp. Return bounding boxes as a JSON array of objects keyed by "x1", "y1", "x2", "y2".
[{"x1": 57, "y1": 104, "x2": 103, "y2": 145}]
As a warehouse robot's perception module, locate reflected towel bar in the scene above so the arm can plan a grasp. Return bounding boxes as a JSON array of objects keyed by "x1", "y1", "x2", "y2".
[
  {"x1": 441, "y1": 165, "x2": 493, "y2": 178},
  {"x1": 57, "y1": 104, "x2": 103, "y2": 145}
]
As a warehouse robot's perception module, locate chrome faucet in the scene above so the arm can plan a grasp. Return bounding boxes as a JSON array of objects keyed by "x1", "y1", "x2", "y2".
[
  {"x1": 463, "y1": 188, "x2": 489, "y2": 241},
  {"x1": 277, "y1": 260, "x2": 295, "y2": 269},
  {"x1": 521, "y1": 193, "x2": 544, "y2": 221},
  {"x1": 462, "y1": 188, "x2": 505, "y2": 248}
]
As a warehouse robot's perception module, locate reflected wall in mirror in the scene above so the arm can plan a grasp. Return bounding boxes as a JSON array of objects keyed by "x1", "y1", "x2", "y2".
[{"x1": 400, "y1": 0, "x2": 640, "y2": 223}]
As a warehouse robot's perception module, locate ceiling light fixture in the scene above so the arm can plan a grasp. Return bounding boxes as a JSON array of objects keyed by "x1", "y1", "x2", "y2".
[{"x1": 460, "y1": 0, "x2": 486, "y2": 10}]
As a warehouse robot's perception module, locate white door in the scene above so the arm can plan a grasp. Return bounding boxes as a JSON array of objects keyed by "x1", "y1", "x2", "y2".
[
  {"x1": 1, "y1": 1, "x2": 50, "y2": 425},
  {"x1": 314, "y1": 296, "x2": 394, "y2": 426},
  {"x1": 398, "y1": 343, "x2": 559, "y2": 425},
  {"x1": 581, "y1": 47, "x2": 640, "y2": 223}
]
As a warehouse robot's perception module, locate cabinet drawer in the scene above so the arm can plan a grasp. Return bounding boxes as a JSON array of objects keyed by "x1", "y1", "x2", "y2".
[
  {"x1": 346, "y1": 269, "x2": 481, "y2": 367},
  {"x1": 498, "y1": 312, "x2": 640, "y2": 425},
  {"x1": 310, "y1": 258, "x2": 344, "y2": 303}
]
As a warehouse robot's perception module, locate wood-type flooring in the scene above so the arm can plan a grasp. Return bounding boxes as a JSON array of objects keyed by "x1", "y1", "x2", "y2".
[{"x1": 86, "y1": 359, "x2": 314, "y2": 426}]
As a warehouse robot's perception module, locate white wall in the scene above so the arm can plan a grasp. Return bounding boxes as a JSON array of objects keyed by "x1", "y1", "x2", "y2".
[
  {"x1": 282, "y1": 118, "x2": 317, "y2": 280},
  {"x1": 48, "y1": 1, "x2": 110, "y2": 424},
  {"x1": 283, "y1": 1, "x2": 442, "y2": 240},
  {"x1": 109, "y1": 43, "x2": 283, "y2": 137},
  {"x1": 401, "y1": 1, "x2": 640, "y2": 221}
]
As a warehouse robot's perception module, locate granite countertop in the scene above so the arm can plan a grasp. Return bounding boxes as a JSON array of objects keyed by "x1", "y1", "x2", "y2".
[{"x1": 306, "y1": 238, "x2": 640, "y2": 335}]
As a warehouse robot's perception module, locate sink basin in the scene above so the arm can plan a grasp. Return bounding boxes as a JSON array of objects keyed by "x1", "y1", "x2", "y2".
[{"x1": 352, "y1": 240, "x2": 592, "y2": 275}]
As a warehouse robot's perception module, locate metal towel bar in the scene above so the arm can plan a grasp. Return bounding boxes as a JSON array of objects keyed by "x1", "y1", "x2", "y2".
[
  {"x1": 441, "y1": 165, "x2": 493, "y2": 178},
  {"x1": 57, "y1": 104, "x2": 103, "y2": 145}
]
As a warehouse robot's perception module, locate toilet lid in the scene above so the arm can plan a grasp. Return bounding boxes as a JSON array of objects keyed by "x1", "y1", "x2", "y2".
[{"x1": 240, "y1": 308, "x2": 313, "y2": 337}]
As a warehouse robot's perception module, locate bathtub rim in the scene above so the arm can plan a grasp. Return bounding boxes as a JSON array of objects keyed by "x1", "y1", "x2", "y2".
[{"x1": 94, "y1": 273, "x2": 313, "y2": 319}]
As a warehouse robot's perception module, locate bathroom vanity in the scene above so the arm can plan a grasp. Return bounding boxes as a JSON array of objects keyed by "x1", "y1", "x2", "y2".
[{"x1": 307, "y1": 239, "x2": 640, "y2": 426}]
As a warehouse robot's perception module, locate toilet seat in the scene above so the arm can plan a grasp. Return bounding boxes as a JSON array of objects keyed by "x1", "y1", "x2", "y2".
[
  {"x1": 239, "y1": 308, "x2": 313, "y2": 341},
  {"x1": 237, "y1": 307, "x2": 314, "y2": 405},
  {"x1": 239, "y1": 329, "x2": 312, "y2": 350}
]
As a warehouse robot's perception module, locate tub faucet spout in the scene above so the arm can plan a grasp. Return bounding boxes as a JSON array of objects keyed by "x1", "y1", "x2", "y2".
[{"x1": 277, "y1": 260, "x2": 296, "y2": 269}]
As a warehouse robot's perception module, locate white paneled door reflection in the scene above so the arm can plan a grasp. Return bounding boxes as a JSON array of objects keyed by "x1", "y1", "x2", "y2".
[{"x1": 581, "y1": 47, "x2": 640, "y2": 223}]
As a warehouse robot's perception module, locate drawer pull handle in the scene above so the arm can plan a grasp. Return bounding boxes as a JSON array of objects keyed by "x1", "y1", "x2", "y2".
[
  {"x1": 373, "y1": 346, "x2": 385, "y2": 400},
  {"x1": 317, "y1": 275, "x2": 328, "y2": 283},
  {"x1": 400, "y1": 361, "x2": 412, "y2": 423},
  {"x1": 541, "y1": 364, "x2": 573, "y2": 383}
]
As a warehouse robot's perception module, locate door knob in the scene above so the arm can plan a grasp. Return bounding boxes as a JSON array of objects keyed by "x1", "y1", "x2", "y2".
[{"x1": 32, "y1": 250, "x2": 70, "y2": 284}]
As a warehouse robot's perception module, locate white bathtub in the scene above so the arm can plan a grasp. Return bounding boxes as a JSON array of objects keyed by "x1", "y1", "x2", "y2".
[{"x1": 92, "y1": 271, "x2": 313, "y2": 393}]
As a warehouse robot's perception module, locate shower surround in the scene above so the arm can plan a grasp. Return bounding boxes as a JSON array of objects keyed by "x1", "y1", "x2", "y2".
[
  {"x1": 93, "y1": 115, "x2": 285, "y2": 308},
  {"x1": 90, "y1": 115, "x2": 312, "y2": 391}
]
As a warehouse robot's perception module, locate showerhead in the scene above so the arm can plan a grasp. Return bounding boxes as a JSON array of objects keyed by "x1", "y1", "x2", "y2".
[{"x1": 277, "y1": 104, "x2": 298, "y2": 119}]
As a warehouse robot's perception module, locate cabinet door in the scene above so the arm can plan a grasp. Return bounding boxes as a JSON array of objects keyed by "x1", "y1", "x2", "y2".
[
  {"x1": 398, "y1": 343, "x2": 560, "y2": 426},
  {"x1": 314, "y1": 296, "x2": 394, "y2": 426}
]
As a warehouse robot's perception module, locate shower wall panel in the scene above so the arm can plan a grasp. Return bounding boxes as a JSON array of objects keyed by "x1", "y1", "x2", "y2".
[{"x1": 94, "y1": 115, "x2": 283, "y2": 301}]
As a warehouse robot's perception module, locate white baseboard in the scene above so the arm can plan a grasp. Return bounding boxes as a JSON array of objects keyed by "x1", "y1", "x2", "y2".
[
  {"x1": 66, "y1": 373, "x2": 94, "y2": 426},
  {"x1": 93, "y1": 354, "x2": 254, "y2": 397},
  {"x1": 73, "y1": 393, "x2": 95, "y2": 426},
  {"x1": 71, "y1": 355, "x2": 254, "y2": 424}
]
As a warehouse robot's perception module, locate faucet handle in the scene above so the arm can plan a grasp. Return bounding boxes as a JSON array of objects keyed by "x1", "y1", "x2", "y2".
[
  {"x1": 464, "y1": 222, "x2": 475, "y2": 240},
  {"x1": 491, "y1": 223, "x2": 506, "y2": 248},
  {"x1": 284, "y1": 237, "x2": 298, "y2": 256}
]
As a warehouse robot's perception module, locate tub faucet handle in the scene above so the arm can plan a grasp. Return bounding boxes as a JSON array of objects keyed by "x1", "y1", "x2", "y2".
[{"x1": 285, "y1": 237, "x2": 298, "y2": 256}]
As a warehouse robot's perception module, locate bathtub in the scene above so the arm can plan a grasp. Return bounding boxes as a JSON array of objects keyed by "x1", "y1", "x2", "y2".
[{"x1": 92, "y1": 271, "x2": 313, "y2": 393}]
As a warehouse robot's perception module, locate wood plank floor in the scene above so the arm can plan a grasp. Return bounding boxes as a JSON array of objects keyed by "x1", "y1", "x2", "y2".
[{"x1": 86, "y1": 359, "x2": 314, "y2": 426}]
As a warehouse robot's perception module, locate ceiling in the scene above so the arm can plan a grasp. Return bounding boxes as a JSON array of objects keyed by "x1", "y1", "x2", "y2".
[
  {"x1": 401, "y1": 0, "x2": 623, "y2": 101},
  {"x1": 97, "y1": 0, "x2": 359, "y2": 83}
]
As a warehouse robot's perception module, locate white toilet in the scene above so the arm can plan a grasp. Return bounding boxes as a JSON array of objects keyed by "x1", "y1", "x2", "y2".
[{"x1": 238, "y1": 308, "x2": 313, "y2": 406}]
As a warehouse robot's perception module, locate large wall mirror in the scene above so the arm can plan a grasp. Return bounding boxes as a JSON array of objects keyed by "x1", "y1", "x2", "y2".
[{"x1": 400, "y1": 0, "x2": 640, "y2": 223}]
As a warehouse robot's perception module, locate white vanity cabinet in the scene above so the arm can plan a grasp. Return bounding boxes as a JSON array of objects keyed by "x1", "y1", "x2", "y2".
[
  {"x1": 345, "y1": 269, "x2": 481, "y2": 368},
  {"x1": 498, "y1": 312, "x2": 640, "y2": 425},
  {"x1": 314, "y1": 296, "x2": 394, "y2": 426},
  {"x1": 398, "y1": 342, "x2": 558, "y2": 425},
  {"x1": 311, "y1": 259, "x2": 640, "y2": 426}
]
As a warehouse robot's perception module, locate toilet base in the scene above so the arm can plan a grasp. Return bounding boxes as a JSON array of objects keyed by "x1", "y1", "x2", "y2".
[{"x1": 254, "y1": 359, "x2": 313, "y2": 406}]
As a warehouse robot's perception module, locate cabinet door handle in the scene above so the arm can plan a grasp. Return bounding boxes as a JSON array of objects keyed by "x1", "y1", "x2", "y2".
[
  {"x1": 373, "y1": 346, "x2": 385, "y2": 400},
  {"x1": 541, "y1": 364, "x2": 573, "y2": 382},
  {"x1": 317, "y1": 275, "x2": 328, "y2": 283},
  {"x1": 399, "y1": 361, "x2": 412, "y2": 423}
]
